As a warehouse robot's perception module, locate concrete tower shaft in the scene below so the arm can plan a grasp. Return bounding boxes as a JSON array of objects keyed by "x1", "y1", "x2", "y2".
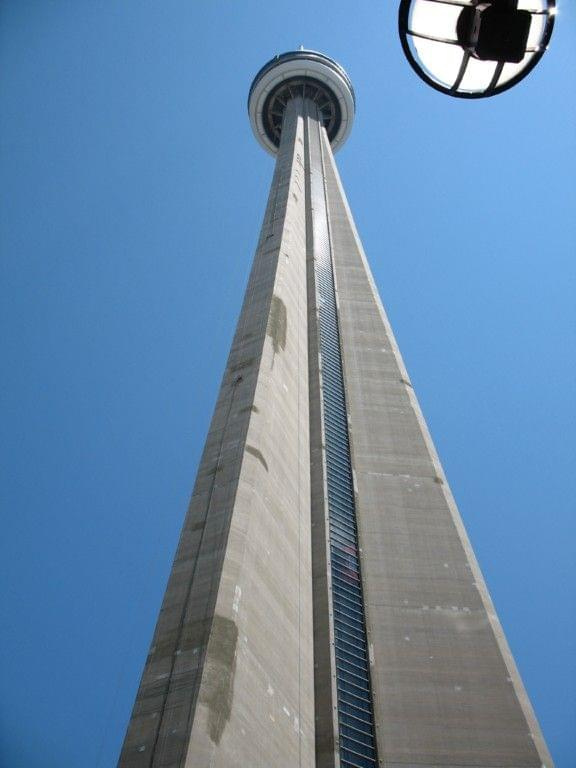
[{"x1": 119, "y1": 52, "x2": 554, "y2": 768}]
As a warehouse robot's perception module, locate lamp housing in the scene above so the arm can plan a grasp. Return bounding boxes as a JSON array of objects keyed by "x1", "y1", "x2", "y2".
[
  {"x1": 457, "y1": 3, "x2": 532, "y2": 63},
  {"x1": 398, "y1": 0, "x2": 556, "y2": 98}
]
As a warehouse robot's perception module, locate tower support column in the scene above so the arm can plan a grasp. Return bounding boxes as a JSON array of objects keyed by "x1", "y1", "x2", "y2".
[
  {"x1": 119, "y1": 96, "x2": 315, "y2": 768},
  {"x1": 318, "y1": 120, "x2": 553, "y2": 768}
]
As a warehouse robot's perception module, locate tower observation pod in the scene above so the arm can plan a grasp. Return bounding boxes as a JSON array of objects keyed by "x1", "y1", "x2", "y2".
[
  {"x1": 248, "y1": 50, "x2": 355, "y2": 155},
  {"x1": 118, "y1": 51, "x2": 554, "y2": 768}
]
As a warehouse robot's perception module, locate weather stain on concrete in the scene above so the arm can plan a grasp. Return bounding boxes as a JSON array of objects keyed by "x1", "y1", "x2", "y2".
[
  {"x1": 267, "y1": 295, "x2": 287, "y2": 354},
  {"x1": 230, "y1": 357, "x2": 255, "y2": 375},
  {"x1": 245, "y1": 445, "x2": 269, "y2": 472},
  {"x1": 238, "y1": 404, "x2": 259, "y2": 415},
  {"x1": 200, "y1": 615, "x2": 238, "y2": 744}
]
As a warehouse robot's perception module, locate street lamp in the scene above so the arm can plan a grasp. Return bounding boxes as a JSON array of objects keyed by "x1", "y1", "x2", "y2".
[{"x1": 399, "y1": 0, "x2": 556, "y2": 97}]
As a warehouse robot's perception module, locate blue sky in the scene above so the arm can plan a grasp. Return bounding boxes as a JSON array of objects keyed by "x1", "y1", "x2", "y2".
[{"x1": 1, "y1": 2, "x2": 574, "y2": 766}]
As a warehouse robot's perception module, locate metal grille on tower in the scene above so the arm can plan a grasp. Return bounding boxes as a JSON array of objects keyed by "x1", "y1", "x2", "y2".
[{"x1": 312, "y1": 151, "x2": 378, "y2": 767}]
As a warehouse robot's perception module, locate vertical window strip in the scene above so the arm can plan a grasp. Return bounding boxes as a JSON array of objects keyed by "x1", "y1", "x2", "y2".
[{"x1": 314, "y1": 150, "x2": 377, "y2": 768}]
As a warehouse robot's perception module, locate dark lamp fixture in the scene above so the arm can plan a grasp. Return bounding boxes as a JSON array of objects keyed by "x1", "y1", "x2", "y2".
[
  {"x1": 457, "y1": 2, "x2": 532, "y2": 62},
  {"x1": 398, "y1": 0, "x2": 556, "y2": 98}
]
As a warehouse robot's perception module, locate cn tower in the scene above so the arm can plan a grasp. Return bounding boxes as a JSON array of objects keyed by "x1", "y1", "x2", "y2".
[{"x1": 119, "y1": 50, "x2": 553, "y2": 768}]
